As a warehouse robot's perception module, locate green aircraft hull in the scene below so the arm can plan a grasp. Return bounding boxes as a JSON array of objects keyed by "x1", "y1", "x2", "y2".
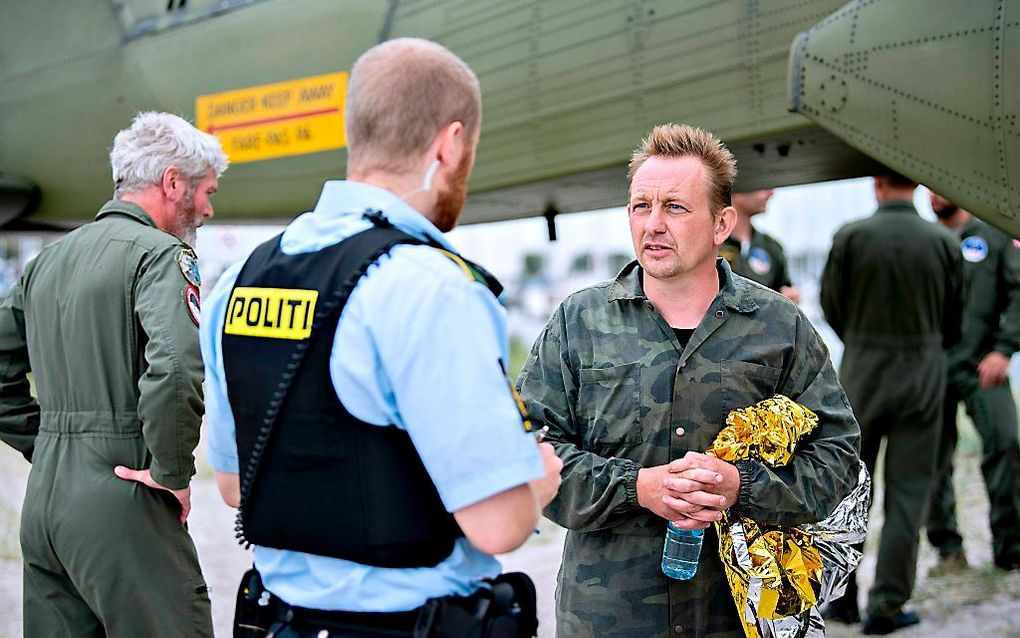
[{"x1": 0, "y1": 0, "x2": 1015, "y2": 235}]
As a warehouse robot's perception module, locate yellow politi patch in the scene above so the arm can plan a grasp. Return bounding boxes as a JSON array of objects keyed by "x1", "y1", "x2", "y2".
[{"x1": 224, "y1": 287, "x2": 318, "y2": 340}]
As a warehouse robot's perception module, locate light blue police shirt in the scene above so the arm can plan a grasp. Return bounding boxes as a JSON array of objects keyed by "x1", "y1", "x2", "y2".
[{"x1": 201, "y1": 180, "x2": 545, "y2": 611}]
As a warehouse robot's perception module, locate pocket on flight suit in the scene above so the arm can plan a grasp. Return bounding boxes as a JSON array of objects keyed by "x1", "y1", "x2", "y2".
[
  {"x1": 721, "y1": 360, "x2": 783, "y2": 413},
  {"x1": 578, "y1": 362, "x2": 642, "y2": 449},
  {"x1": 162, "y1": 504, "x2": 214, "y2": 636}
]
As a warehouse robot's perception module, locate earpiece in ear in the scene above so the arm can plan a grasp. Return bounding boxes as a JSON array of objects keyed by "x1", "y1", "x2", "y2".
[{"x1": 423, "y1": 159, "x2": 440, "y2": 192}]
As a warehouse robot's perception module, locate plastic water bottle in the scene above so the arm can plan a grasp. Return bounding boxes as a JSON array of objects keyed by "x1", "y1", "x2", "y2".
[{"x1": 661, "y1": 522, "x2": 704, "y2": 580}]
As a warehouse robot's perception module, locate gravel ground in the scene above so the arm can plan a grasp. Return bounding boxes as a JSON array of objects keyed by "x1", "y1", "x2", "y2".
[{"x1": 1, "y1": 418, "x2": 1018, "y2": 637}]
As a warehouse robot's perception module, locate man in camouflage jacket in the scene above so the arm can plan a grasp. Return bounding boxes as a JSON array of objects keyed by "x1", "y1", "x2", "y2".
[{"x1": 517, "y1": 124, "x2": 860, "y2": 638}]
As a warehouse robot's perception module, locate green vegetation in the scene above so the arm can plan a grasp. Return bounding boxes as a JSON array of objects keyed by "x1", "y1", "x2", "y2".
[{"x1": 508, "y1": 335, "x2": 530, "y2": 383}]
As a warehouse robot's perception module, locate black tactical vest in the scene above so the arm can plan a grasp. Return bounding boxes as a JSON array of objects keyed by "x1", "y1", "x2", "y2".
[{"x1": 222, "y1": 218, "x2": 471, "y2": 568}]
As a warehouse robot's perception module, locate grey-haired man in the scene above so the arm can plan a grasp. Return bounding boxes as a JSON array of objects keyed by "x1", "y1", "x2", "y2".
[{"x1": 0, "y1": 111, "x2": 226, "y2": 637}]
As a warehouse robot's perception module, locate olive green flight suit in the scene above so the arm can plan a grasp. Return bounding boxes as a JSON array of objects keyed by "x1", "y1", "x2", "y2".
[
  {"x1": 821, "y1": 199, "x2": 964, "y2": 618},
  {"x1": 719, "y1": 227, "x2": 793, "y2": 293},
  {"x1": 0, "y1": 201, "x2": 212, "y2": 637},
  {"x1": 927, "y1": 216, "x2": 1020, "y2": 567}
]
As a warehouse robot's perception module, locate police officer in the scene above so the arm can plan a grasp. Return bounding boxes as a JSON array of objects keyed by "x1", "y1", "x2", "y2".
[
  {"x1": 820, "y1": 171, "x2": 964, "y2": 634},
  {"x1": 927, "y1": 192, "x2": 1020, "y2": 573},
  {"x1": 0, "y1": 112, "x2": 226, "y2": 636},
  {"x1": 201, "y1": 38, "x2": 563, "y2": 638},
  {"x1": 719, "y1": 189, "x2": 800, "y2": 302}
]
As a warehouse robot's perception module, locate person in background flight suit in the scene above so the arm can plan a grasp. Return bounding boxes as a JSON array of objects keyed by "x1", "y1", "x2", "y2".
[
  {"x1": 926, "y1": 191, "x2": 1020, "y2": 574},
  {"x1": 820, "y1": 171, "x2": 964, "y2": 635},
  {"x1": 719, "y1": 188, "x2": 801, "y2": 303},
  {"x1": 0, "y1": 111, "x2": 226, "y2": 637},
  {"x1": 201, "y1": 38, "x2": 563, "y2": 638}
]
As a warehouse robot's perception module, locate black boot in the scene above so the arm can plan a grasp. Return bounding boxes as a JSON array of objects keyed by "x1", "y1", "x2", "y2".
[
  {"x1": 993, "y1": 552, "x2": 1020, "y2": 571},
  {"x1": 822, "y1": 576, "x2": 860, "y2": 624},
  {"x1": 862, "y1": 610, "x2": 920, "y2": 635}
]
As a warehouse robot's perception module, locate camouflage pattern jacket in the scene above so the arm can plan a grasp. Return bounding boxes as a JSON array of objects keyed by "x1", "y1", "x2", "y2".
[{"x1": 517, "y1": 259, "x2": 860, "y2": 638}]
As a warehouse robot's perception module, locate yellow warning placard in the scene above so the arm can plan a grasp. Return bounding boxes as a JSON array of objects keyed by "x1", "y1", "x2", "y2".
[
  {"x1": 224, "y1": 287, "x2": 319, "y2": 340},
  {"x1": 196, "y1": 72, "x2": 347, "y2": 163}
]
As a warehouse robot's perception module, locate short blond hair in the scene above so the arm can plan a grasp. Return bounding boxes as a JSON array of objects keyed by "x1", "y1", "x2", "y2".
[
  {"x1": 345, "y1": 38, "x2": 481, "y2": 174},
  {"x1": 628, "y1": 124, "x2": 737, "y2": 214}
]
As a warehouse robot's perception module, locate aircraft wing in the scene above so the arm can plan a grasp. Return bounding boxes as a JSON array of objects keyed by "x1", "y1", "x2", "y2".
[
  {"x1": 790, "y1": 0, "x2": 1020, "y2": 236},
  {"x1": 0, "y1": 0, "x2": 1011, "y2": 234}
]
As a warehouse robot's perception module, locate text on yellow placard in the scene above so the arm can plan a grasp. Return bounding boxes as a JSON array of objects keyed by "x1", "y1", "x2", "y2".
[{"x1": 195, "y1": 72, "x2": 347, "y2": 163}]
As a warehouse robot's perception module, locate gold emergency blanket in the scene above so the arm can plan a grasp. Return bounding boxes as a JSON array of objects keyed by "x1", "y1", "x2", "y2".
[{"x1": 706, "y1": 395, "x2": 870, "y2": 638}]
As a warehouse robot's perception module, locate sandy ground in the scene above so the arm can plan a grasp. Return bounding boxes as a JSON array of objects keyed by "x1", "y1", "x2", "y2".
[{"x1": 1, "y1": 419, "x2": 1019, "y2": 637}]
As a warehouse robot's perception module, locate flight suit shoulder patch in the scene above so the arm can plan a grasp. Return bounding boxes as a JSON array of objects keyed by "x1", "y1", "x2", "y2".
[
  {"x1": 185, "y1": 285, "x2": 201, "y2": 326},
  {"x1": 748, "y1": 247, "x2": 773, "y2": 275},
  {"x1": 177, "y1": 249, "x2": 201, "y2": 286},
  {"x1": 961, "y1": 236, "x2": 989, "y2": 263},
  {"x1": 719, "y1": 244, "x2": 740, "y2": 268}
]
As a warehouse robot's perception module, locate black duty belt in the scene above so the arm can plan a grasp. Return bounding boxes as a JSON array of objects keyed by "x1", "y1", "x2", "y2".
[
  {"x1": 275, "y1": 602, "x2": 422, "y2": 636},
  {"x1": 235, "y1": 567, "x2": 537, "y2": 638}
]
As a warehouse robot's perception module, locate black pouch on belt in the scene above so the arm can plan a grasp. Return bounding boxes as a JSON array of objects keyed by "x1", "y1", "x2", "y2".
[
  {"x1": 234, "y1": 568, "x2": 277, "y2": 638},
  {"x1": 414, "y1": 571, "x2": 538, "y2": 638}
]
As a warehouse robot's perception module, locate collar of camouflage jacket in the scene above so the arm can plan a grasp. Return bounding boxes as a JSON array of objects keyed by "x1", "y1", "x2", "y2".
[
  {"x1": 608, "y1": 257, "x2": 759, "y2": 313},
  {"x1": 94, "y1": 199, "x2": 158, "y2": 228}
]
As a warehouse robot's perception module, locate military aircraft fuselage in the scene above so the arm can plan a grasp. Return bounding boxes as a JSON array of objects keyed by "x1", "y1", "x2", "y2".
[{"x1": 1, "y1": 0, "x2": 1016, "y2": 236}]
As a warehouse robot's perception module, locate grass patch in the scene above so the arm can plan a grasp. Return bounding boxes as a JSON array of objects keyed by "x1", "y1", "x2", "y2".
[{"x1": 508, "y1": 335, "x2": 530, "y2": 383}]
